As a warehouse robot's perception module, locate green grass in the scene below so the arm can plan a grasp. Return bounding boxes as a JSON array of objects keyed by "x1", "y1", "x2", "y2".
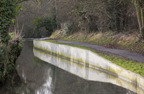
[
  {"x1": 42, "y1": 40, "x2": 144, "y2": 77},
  {"x1": 98, "y1": 53, "x2": 144, "y2": 76}
]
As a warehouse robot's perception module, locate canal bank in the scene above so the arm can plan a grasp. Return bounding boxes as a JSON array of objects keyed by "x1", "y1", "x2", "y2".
[{"x1": 33, "y1": 39, "x2": 144, "y2": 94}]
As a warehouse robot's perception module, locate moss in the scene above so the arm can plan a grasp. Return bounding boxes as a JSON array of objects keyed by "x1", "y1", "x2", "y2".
[
  {"x1": 34, "y1": 46, "x2": 102, "y2": 70},
  {"x1": 34, "y1": 47, "x2": 117, "y2": 77},
  {"x1": 99, "y1": 53, "x2": 144, "y2": 77},
  {"x1": 34, "y1": 48, "x2": 85, "y2": 68},
  {"x1": 39, "y1": 40, "x2": 144, "y2": 77},
  {"x1": 109, "y1": 75, "x2": 138, "y2": 91}
]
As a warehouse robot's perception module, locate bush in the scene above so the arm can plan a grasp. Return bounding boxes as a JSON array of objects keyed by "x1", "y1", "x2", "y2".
[
  {"x1": 0, "y1": 0, "x2": 22, "y2": 86},
  {"x1": 61, "y1": 21, "x2": 77, "y2": 36},
  {"x1": 33, "y1": 16, "x2": 57, "y2": 37}
]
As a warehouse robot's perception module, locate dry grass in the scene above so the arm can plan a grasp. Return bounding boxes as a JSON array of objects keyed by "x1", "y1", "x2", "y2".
[
  {"x1": 50, "y1": 30, "x2": 64, "y2": 39},
  {"x1": 9, "y1": 23, "x2": 24, "y2": 43}
]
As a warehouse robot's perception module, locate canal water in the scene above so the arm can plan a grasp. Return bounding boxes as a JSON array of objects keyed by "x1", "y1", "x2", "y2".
[{"x1": 14, "y1": 41, "x2": 136, "y2": 94}]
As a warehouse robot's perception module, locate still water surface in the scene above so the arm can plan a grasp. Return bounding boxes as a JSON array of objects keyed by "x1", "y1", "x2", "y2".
[{"x1": 15, "y1": 41, "x2": 136, "y2": 94}]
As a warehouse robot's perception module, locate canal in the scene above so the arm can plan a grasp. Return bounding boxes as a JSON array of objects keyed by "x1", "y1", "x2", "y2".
[{"x1": 12, "y1": 41, "x2": 136, "y2": 94}]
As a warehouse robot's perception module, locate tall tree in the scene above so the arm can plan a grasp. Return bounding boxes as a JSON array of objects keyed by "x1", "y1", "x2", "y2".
[{"x1": 132, "y1": 0, "x2": 144, "y2": 39}]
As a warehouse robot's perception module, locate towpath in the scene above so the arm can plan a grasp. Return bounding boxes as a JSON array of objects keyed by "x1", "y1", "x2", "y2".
[{"x1": 56, "y1": 40, "x2": 144, "y2": 63}]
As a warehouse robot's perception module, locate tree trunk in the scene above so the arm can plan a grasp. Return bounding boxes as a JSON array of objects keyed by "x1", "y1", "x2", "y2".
[{"x1": 132, "y1": 0, "x2": 144, "y2": 40}]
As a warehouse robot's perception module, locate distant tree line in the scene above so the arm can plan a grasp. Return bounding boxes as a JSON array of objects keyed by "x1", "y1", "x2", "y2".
[
  {"x1": 51, "y1": 0, "x2": 144, "y2": 39},
  {"x1": 15, "y1": 0, "x2": 144, "y2": 39}
]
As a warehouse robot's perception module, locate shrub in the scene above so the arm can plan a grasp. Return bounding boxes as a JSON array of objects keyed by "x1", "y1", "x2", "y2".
[
  {"x1": 0, "y1": 0, "x2": 23, "y2": 86},
  {"x1": 33, "y1": 16, "x2": 57, "y2": 37},
  {"x1": 61, "y1": 21, "x2": 77, "y2": 36}
]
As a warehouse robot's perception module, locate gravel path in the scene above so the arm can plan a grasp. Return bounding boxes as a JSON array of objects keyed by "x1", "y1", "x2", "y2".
[{"x1": 57, "y1": 40, "x2": 144, "y2": 63}]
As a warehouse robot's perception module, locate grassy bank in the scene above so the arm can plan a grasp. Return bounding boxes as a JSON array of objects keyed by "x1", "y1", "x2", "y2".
[
  {"x1": 50, "y1": 30, "x2": 144, "y2": 55},
  {"x1": 48, "y1": 30, "x2": 144, "y2": 77}
]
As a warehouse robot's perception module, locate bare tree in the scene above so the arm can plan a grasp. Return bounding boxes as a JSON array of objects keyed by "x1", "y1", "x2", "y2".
[{"x1": 132, "y1": 0, "x2": 144, "y2": 39}]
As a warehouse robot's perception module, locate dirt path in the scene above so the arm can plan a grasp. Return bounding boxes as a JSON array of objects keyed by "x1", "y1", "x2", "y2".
[{"x1": 56, "y1": 40, "x2": 144, "y2": 63}]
